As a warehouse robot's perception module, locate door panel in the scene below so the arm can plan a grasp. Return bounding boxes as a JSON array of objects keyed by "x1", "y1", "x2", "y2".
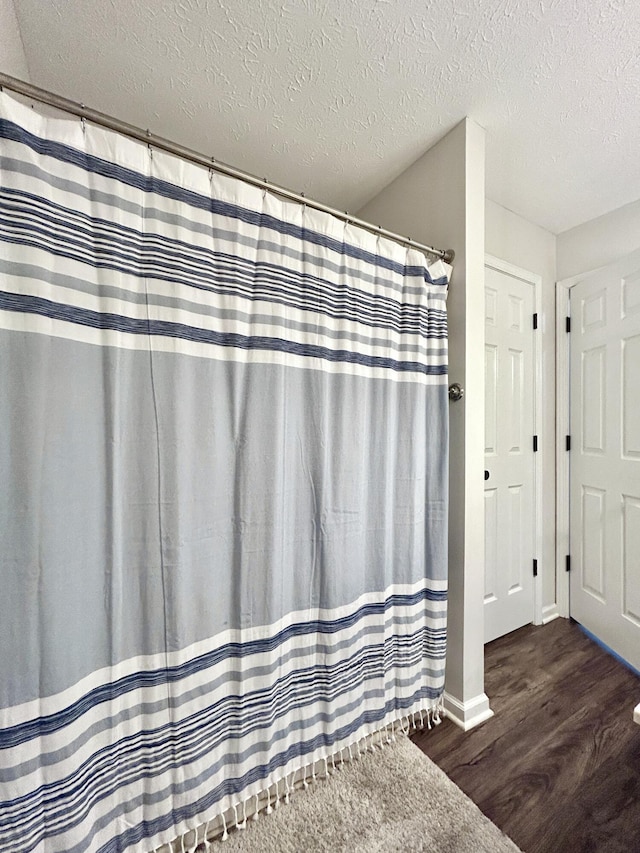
[
  {"x1": 484, "y1": 264, "x2": 535, "y2": 643},
  {"x1": 582, "y1": 346, "x2": 606, "y2": 453},
  {"x1": 507, "y1": 484, "x2": 524, "y2": 593},
  {"x1": 623, "y1": 335, "x2": 640, "y2": 457},
  {"x1": 622, "y1": 496, "x2": 640, "y2": 625},
  {"x1": 485, "y1": 344, "x2": 498, "y2": 453},
  {"x1": 569, "y1": 257, "x2": 640, "y2": 671},
  {"x1": 581, "y1": 486, "x2": 605, "y2": 599},
  {"x1": 484, "y1": 487, "x2": 498, "y2": 603}
]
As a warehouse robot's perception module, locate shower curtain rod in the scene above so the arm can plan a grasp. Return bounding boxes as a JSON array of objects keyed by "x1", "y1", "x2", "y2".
[{"x1": 0, "y1": 72, "x2": 454, "y2": 265}]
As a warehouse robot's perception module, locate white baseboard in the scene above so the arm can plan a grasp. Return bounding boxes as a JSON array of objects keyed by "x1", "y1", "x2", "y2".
[
  {"x1": 542, "y1": 604, "x2": 561, "y2": 624},
  {"x1": 443, "y1": 692, "x2": 494, "y2": 731},
  {"x1": 634, "y1": 703, "x2": 640, "y2": 726}
]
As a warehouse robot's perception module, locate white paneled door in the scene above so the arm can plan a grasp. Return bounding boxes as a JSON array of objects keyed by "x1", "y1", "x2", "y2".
[
  {"x1": 484, "y1": 261, "x2": 536, "y2": 643},
  {"x1": 569, "y1": 257, "x2": 640, "y2": 672}
]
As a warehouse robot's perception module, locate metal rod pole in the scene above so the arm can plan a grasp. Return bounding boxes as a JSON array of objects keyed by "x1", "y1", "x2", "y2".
[{"x1": 0, "y1": 72, "x2": 454, "y2": 264}]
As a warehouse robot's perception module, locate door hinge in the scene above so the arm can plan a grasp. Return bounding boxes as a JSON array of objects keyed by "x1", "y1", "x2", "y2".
[
  {"x1": 533, "y1": 312, "x2": 538, "y2": 329},
  {"x1": 566, "y1": 554, "x2": 571, "y2": 573},
  {"x1": 566, "y1": 316, "x2": 571, "y2": 333},
  {"x1": 566, "y1": 435, "x2": 571, "y2": 451},
  {"x1": 533, "y1": 435, "x2": 538, "y2": 452},
  {"x1": 533, "y1": 559, "x2": 538, "y2": 578}
]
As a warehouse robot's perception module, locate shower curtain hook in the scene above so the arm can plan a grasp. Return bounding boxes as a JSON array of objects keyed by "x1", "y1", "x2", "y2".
[{"x1": 143, "y1": 128, "x2": 153, "y2": 159}]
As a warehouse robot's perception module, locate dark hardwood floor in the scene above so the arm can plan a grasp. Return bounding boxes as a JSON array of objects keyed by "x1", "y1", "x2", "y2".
[{"x1": 412, "y1": 618, "x2": 640, "y2": 853}]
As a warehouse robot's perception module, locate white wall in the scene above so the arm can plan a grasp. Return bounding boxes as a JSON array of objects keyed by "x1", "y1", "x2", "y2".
[
  {"x1": 557, "y1": 199, "x2": 640, "y2": 280},
  {"x1": 485, "y1": 200, "x2": 557, "y2": 617},
  {"x1": 359, "y1": 119, "x2": 492, "y2": 730},
  {"x1": 0, "y1": 0, "x2": 30, "y2": 81}
]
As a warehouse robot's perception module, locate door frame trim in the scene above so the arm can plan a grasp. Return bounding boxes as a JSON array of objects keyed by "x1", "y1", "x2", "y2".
[
  {"x1": 555, "y1": 276, "x2": 574, "y2": 619},
  {"x1": 485, "y1": 254, "x2": 543, "y2": 628}
]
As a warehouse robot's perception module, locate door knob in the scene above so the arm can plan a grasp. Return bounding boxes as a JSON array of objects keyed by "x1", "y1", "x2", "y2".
[
  {"x1": 484, "y1": 470, "x2": 490, "y2": 481},
  {"x1": 448, "y1": 383, "x2": 464, "y2": 402}
]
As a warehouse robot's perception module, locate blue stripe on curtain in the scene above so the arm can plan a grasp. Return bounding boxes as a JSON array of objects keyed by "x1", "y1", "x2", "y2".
[
  {"x1": 0, "y1": 186, "x2": 447, "y2": 337},
  {"x1": 0, "y1": 118, "x2": 448, "y2": 286},
  {"x1": 0, "y1": 90, "x2": 449, "y2": 853},
  {"x1": 1, "y1": 587, "x2": 446, "y2": 751},
  {"x1": 0, "y1": 291, "x2": 447, "y2": 375}
]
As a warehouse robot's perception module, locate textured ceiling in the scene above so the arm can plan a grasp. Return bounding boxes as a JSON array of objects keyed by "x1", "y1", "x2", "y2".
[{"x1": 8, "y1": 0, "x2": 640, "y2": 234}]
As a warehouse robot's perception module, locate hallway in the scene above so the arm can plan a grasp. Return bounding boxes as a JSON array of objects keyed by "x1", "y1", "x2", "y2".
[{"x1": 413, "y1": 619, "x2": 640, "y2": 853}]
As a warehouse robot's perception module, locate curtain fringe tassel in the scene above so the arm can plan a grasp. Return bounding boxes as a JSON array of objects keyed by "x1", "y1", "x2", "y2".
[{"x1": 154, "y1": 701, "x2": 444, "y2": 853}]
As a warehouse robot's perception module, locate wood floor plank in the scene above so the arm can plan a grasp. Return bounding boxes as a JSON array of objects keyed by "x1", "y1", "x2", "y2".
[{"x1": 412, "y1": 619, "x2": 640, "y2": 853}]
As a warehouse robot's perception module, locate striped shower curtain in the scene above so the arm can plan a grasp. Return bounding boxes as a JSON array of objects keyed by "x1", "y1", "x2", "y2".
[{"x1": 0, "y1": 90, "x2": 450, "y2": 853}]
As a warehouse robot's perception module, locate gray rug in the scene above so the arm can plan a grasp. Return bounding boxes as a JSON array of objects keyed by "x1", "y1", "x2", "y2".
[{"x1": 211, "y1": 735, "x2": 521, "y2": 852}]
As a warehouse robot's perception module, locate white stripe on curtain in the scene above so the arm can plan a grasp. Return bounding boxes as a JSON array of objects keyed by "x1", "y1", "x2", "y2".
[{"x1": 0, "y1": 90, "x2": 450, "y2": 853}]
